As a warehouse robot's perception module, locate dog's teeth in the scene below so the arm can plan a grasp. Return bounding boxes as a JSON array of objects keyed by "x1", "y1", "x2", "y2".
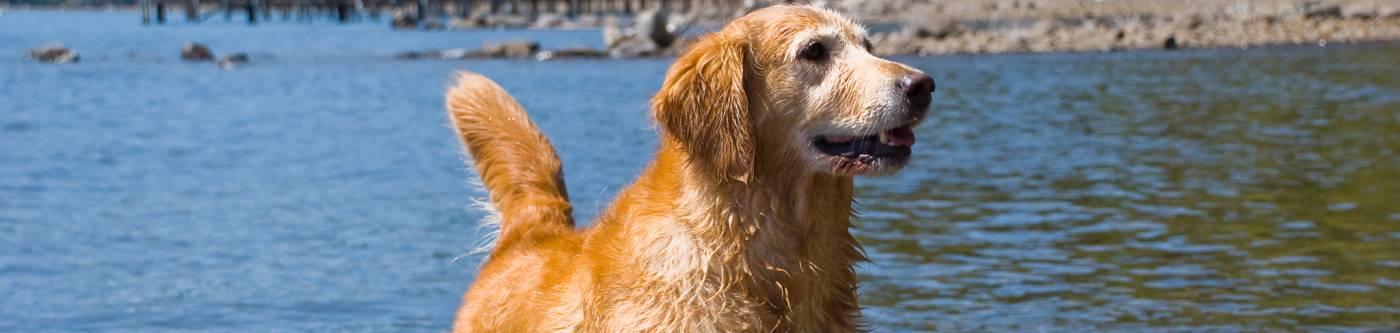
[{"x1": 878, "y1": 131, "x2": 891, "y2": 145}]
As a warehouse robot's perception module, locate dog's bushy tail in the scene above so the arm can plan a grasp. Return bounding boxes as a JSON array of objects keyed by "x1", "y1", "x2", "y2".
[{"x1": 447, "y1": 72, "x2": 574, "y2": 251}]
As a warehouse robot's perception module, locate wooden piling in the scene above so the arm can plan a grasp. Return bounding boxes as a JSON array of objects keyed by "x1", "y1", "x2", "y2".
[
  {"x1": 155, "y1": 1, "x2": 167, "y2": 23},
  {"x1": 336, "y1": 3, "x2": 349, "y2": 22},
  {"x1": 244, "y1": 2, "x2": 256, "y2": 23},
  {"x1": 184, "y1": 0, "x2": 199, "y2": 22}
]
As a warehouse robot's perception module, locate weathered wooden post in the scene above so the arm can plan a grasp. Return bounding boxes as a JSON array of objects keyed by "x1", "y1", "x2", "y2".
[
  {"x1": 223, "y1": 0, "x2": 233, "y2": 21},
  {"x1": 185, "y1": 0, "x2": 200, "y2": 22},
  {"x1": 245, "y1": 1, "x2": 257, "y2": 24},
  {"x1": 337, "y1": 2, "x2": 349, "y2": 22},
  {"x1": 415, "y1": 0, "x2": 426, "y2": 21},
  {"x1": 155, "y1": 0, "x2": 167, "y2": 23},
  {"x1": 467, "y1": 0, "x2": 475, "y2": 17}
]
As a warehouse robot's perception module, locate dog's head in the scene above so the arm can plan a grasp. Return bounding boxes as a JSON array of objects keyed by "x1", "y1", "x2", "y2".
[{"x1": 653, "y1": 5, "x2": 934, "y2": 180}]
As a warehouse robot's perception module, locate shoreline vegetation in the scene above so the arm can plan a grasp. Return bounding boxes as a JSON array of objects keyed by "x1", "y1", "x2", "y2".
[{"x1": 11, "y1": 0, "x2": 1400, "y2": 63}]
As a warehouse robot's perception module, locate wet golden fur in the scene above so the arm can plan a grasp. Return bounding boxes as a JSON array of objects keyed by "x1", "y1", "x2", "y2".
[{"x1": 446, "y1": 5, "x2": 931, "y2": 332}]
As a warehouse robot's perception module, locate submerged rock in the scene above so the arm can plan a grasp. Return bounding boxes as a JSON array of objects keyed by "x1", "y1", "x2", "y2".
[
  {"x1": 534, "y1": 48, "x2": 609, "y2": 60},
  {"x1": 393, "y1": 50, "x2": 437, "y2": 60},
  {"x1": 181, "y1": 42, "x2": 215, "y2": 61},
  {"x1": 28, "y1": 45, "x2": 79, "y2": 64},
  {"x1": 439, "y1": 48, "x2": 471, "y2": 59},
  {"x1": 217, "y1": 53, "x2": 248, "y2": 69}
]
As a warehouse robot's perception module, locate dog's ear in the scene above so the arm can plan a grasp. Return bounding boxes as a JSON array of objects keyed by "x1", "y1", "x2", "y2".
[{"x1": 652, "y1": 29, "x2": 753, "y2": 182}]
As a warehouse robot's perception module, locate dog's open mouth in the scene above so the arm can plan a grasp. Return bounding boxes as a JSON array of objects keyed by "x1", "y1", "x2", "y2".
[{"x1": 812, "y1": 123, "x2": 916, "y2": 169}]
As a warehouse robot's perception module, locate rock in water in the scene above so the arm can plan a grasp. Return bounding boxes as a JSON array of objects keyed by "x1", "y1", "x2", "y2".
[
  {"x1": 636, "y1": 7, "x2": 675, "y2": 49},
  {"x1": 181, "y1": 42, "x2": 215, "y2": 61},
  {"x1": 217, "y1": 53, "x2": 249, "y2": 69},
  {"x1": 28, "y1": 45, "x2": 79, "y2": 64},
  {"x1": 393, "y1": 50, "x2": 437, "y2": 60},
  {"x1": 480, "y1": 40, "x2": 539, "y2": 58},
  {"x1": 535, "y1": 48, "x2": 609, "y2": 61},
  {"x1": 531, "y1": 13, "x2": 570, "y2": 29},
  {"x1": 1304, "y1": 3, "x2": 1343, "y2": 19},
  {"x1": 603, "y1": 7, "x2": 691, "y2": 58},
  {"x1": 915, "y1": 18, "x2": 962, "y2": 39},
  {"x1": 439, "y1": 48, "x2": 470, "y2": 60},
  {"x1": 391, "y1": 12, "x2": 418, "y2": 29}
]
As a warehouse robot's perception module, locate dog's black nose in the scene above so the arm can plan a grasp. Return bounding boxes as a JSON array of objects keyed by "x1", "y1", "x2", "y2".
[{"x1": 899, "y1": 73, "x2": 934, "y2": 108}]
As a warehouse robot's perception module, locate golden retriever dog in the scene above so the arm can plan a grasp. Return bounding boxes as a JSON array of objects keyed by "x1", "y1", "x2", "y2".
[{"x1": 445, "y1": 5, "x2": 934, "y2": 332}]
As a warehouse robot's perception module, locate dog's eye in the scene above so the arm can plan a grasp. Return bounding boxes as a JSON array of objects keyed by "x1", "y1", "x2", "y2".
[{"x1": 798, "y1": 41, "x2": 828, "y2": 61}]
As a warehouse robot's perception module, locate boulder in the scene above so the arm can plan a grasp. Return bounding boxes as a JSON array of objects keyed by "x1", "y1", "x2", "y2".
[
  {"x1": 602, "y1": 24, "x2": 625, "y2": 49},
  {"x1": 914, "y1": 17, "x2": 962, "y2": 39},
  {"x1": 531, "y1": 13, "x2": 570, "y2": 29},
  {"x1": 1341, "y1": 4, "x2": 1377, "y2": 19},
  {"x1": 1303, "y1": 3, "x2": 1342, "y2": 19},
  {"x1": 480, "y1": 40, "x2": 539, "y2": 58},
  {"x1": 573, "y1": 15, "x2": 600, "y2": 28},
  {"x1": 422, "y1": 20, "x2": 446, "y2": 30},
  {"x1": 181, "y1": 42, "x2": 215, "y2": 61},
  {"x1": 448, "y1": 16, "x2": 482, "y2": 29},
  {"x1": 636, "y1": 7, "x2": 681, "y2": 49},
  {"x1": 602, "y1": 7, "x2": 690, "y2": 58},
  {"x1": 607, "y1": 35, "x2": 659, "y2": 58},
  {"x1": 391, "y1": 12, "x2": 418, "y2": 29},
  {"x1": 28, "y1": 45, "x2": 79, "y2": 64},
  {"x1": 483, "y1": 14, "x2": 531, "y2": 28},
  {"x1": 1381, "y1": 3, "x2": 1400, "y2": 18}
]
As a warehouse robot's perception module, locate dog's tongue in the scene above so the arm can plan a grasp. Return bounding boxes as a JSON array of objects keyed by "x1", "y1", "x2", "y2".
[{"x1": 882, "y1": 126, "x2": 916, "y2": 147}]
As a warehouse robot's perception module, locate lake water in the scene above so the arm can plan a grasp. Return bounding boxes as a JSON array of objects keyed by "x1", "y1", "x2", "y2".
[{"x1": 3, "y1": 10, "x2": 1398, "y2": 332}]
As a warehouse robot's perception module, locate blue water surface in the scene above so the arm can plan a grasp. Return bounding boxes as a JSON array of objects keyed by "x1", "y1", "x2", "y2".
[{"x1": 3, "y1": 9, "x2": 1399, "y2": 332}]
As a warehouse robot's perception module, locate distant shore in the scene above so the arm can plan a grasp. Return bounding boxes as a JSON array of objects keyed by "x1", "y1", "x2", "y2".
[
  {"x1": 10, "y1": 0, "x2": 1400, "y2": 57},
  {"x1": 842, "y1": 0, "x2": 1400, "y2": 55}
]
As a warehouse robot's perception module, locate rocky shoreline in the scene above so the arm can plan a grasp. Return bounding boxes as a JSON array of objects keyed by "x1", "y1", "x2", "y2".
[
  {"x1": 386, "y1": 0, "x2": 1400, "y2": 59},
  {"x1": 861, "y1": 0, "x2": 1400, "y2": 55},
  {"x1": 18, "y1": 1, "x2": 1400, "y2": 64}
]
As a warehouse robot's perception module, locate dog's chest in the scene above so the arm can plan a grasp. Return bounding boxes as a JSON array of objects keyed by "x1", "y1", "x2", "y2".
[{"x1": 601, "y1": 227, "x2": 858, "y2": 332}]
